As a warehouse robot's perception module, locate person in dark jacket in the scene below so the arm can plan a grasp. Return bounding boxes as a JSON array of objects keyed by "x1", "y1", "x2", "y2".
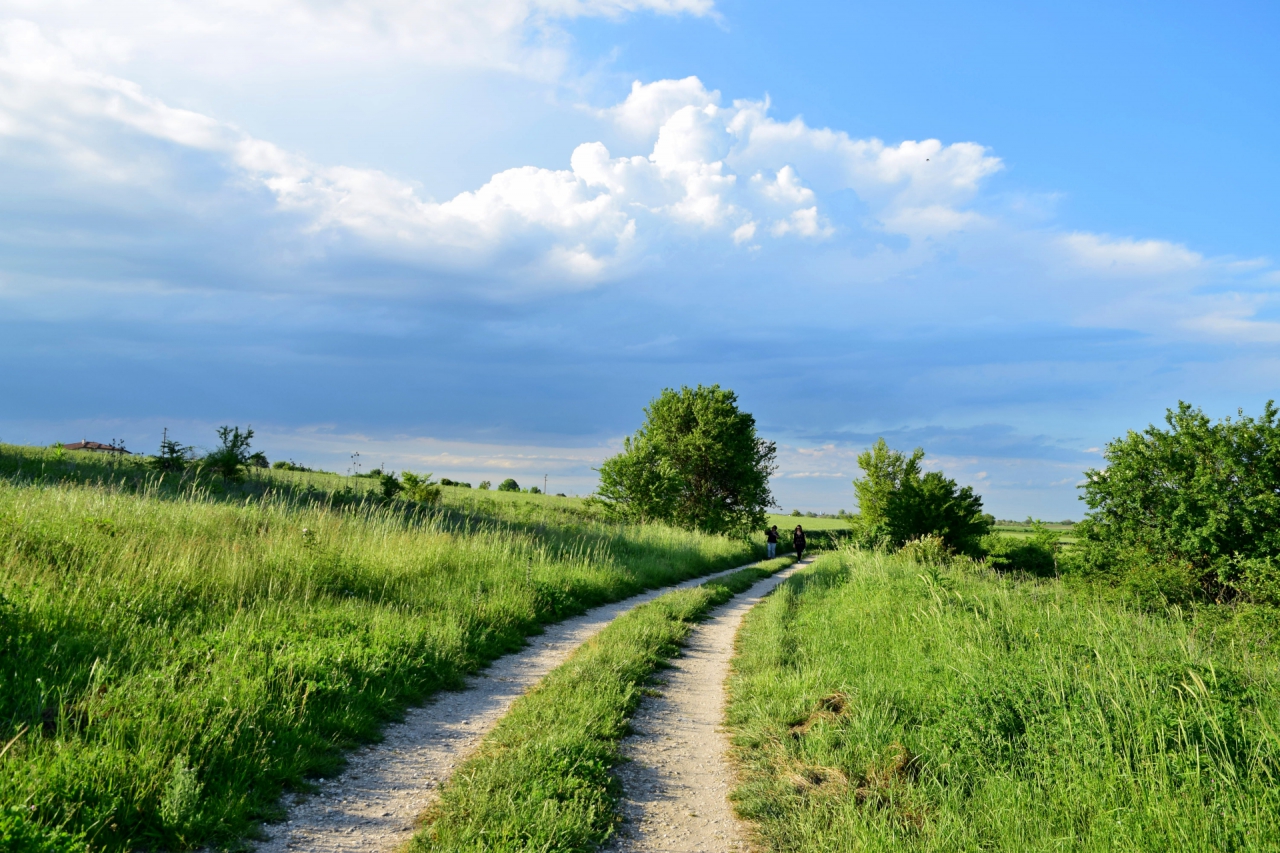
[
  {"x1": 793, "y1": 525, "x2": 807, "y2": 561},
  {"x1": 766, "y1": 525, "x2": 779, "y2": 559}
]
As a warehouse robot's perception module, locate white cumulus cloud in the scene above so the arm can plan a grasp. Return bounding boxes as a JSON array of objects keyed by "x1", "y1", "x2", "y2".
[
  {"x1": 0, "y1": 0, "x2": 716, "y2": 81},
  {"x1": 1060, "y1": 232, "x2": 1203, "y2": 276},
  {"x1": 2, "y1": 32, "x2": 1007, "y2": 283},
  {"x1": 4, "y1": 19, "x2": 1271, "y2": 337}
]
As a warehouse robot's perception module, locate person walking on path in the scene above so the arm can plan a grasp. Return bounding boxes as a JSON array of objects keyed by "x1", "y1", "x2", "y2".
[
  {"x1": 766, "y1": 525, "x2": 778, "y2": 559},
  {"x1": 793, "y1": 525, "x2": 807, "y2": 561}
]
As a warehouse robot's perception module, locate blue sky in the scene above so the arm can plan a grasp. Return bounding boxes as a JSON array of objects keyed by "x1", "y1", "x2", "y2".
[{"x1": 1, "y1": 0, "x2": 1276, "y2": 518}]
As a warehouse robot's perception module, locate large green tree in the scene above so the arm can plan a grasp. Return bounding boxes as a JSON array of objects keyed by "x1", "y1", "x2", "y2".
[
  {"x1": 853, "y1": 438, "x2": 990, "y2": 554},
  {"x1": 1077, "y1": 401, "x2": 1280, "y2": 597},
  {"x1": 596, "y1": 385, "x2": 776, "y2": 535}
]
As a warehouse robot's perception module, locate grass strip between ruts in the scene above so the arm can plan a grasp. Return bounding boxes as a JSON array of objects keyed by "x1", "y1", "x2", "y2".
[{"x1": 410, "y1": 555, "x2": 797, "y2": 853}]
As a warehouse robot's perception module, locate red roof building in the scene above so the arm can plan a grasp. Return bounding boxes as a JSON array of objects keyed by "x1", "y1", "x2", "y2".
[{"x1": 63, "y1": 441, "x2": 131, "y2": 454}]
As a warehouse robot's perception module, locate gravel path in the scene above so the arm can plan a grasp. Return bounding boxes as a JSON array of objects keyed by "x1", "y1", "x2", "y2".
[
  {"x1": 253, "y1": 560, "x2": 769, "y2": 853},
  {"x1": 603, "y1": 558, "x2": 810, "y2": 853}
]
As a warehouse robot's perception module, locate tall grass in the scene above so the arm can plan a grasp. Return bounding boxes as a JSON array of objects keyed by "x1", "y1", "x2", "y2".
[
  {"x1": 727, "y1": 550, "x2": 1280, "y2": 851},
  {"x1": 0, "y1": 466, "x2": 756, "y2": 851}
]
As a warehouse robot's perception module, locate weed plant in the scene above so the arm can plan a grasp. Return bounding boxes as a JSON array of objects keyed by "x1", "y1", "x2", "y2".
[
  {"x1": 727, "y1": 550, "x2": 1280, "y2": 851},
  {"x1": 0, "y1": 460, "x2": 757, "y2": 851},
  {"x1": 413, "y1": 556, "x2": 796, "y2": 853}
]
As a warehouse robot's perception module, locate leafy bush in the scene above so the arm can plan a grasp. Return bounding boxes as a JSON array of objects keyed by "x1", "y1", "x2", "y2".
[
  {"x1": 1232, "y1": 556, "x2": 1280, "y2": 606},
  {"x1": 400, "y1": 471, "x2": 441, "y2": 504},
  {"x1": 378, "y1": 473, "x2": 403, "y2": 500},
  {"x1": 202, "y1": 425, "x2": 254, "y2": 480},
  {"x1": 852, "y1": 438, "x2": 991, "y2": 555},
  {"x1": 1120, "y1": 556, "x2": 1199, "y2": 609},
  {"x1": 497, "y1": 478, "x2": 520, "y2": 492},
  {"x1": 271, "y1": 460, "x2": 311, "y2": 472},
  {"x1": 478, "y1": 481, "x2": 491, "y2": 490},
  {"x1": 596, "y1": 384, "x2": 776, "y2": 536},
  {"x1": 1060, "y1": 538, "x2": 1198, "y2": 609},
  {"x1": 528, "y1": 486, "x2": 541, "y2": 494},
  {"x1": 1079, "y1": 401, "x2": 1280, "y2": 601},
  {"x1": 982, "y1": 523, "x2": 1059, "y2": 577},
  {"x1": 151, "y1": 432, "x2": 193, "y2": 473}
]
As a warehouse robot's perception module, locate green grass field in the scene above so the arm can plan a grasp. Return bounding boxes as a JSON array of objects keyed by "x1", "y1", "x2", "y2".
[
  {"x1": 768, "y1": 514, "x2": 851, "y2": 531},
  {"x1": 0, "y1": 444, "x2": 759, "y2": 851},
  {"x1": 726, "y1": 550, "x2": 1280, "y2": 851},
  {"x1": 992, "y1": 522, "x2": 1078, "y2": 545}
]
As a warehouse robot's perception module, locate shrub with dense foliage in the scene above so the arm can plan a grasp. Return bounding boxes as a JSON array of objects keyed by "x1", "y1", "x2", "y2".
[
  {"x1": 596, "y1": 385, "x2": 776, "y2": 536},
  {"x1": 981, "y1": 523, "x2": 1060, "y2": 577},
  {"x1": 151, "y1": 433, "x2": 193, "y2": 473},
  {"x1": 852, "y1": 438, "x2": 990, "y2": 555},
  {"x1": 378, "y1": 472, "x2": 403, "y2": 499},
  {"x1": 1073, "y1": 401, "x2": 1280, "y2": 602},
  {"x1": 399, "y1": 471, "x2": 441, "y2": 504},
  {"x1": 439, "y1": 479, "x2": 471, "y2": 488},
  {"x1": 202, "y1": 425, "x2": 255, "y2": 480}
]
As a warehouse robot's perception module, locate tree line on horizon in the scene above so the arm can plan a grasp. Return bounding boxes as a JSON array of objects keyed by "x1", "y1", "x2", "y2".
[
  {"x1": 593, "y1": 384, "x2": 1280, "y2": 607},
  {"x1": 36, "y1": 384, "x2": 1280, "y2": 608}
]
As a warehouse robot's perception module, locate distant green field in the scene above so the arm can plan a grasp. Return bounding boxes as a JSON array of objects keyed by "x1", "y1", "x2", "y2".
[
  {"x1": 768, "y1": 514, "x2": 851, "y2": 531},
  {"x1": 993, "y1": 522, "x2": 1078, "y2": 544}
]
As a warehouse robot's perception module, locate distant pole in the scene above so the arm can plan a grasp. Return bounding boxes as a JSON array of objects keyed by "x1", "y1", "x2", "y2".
[{"x1": 544, "y1": 474, "x2": 548, "y2": 494}]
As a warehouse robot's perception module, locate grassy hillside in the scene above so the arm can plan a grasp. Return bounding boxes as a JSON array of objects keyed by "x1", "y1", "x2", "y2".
[
  {"x1": 727, "y1": 551, "x2": 1280, "y2": 851},
  {"x1": 0, "y1": 444, "x2": 758, "y2": 851},
  {"x1": 0, "y1": 444, "x2": 594, "y2": 519}
]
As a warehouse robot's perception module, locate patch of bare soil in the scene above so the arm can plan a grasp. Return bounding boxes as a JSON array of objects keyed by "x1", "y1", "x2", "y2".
[
  {"x1": 252, "y1": 561, "x2": 765, "y2": 853},
  {"x1": 604, "y1": 559, "x2": 810, "y2": 853}
]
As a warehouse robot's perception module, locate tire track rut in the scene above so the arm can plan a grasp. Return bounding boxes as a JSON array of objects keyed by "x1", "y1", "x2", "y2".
[{"x1": 604, "y1": 559, "x2": 810, "y2": 853}]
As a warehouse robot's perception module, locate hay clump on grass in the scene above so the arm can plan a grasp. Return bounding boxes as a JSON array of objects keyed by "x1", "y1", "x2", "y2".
[{"x1": 788, "y1": 691, "x2": 851, "y2": 738}]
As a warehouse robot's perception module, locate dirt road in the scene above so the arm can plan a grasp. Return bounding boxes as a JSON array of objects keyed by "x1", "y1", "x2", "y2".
[
  {"x1": 604, "y1": 559, "x2": 809, "y2": 853},
  {"x1": 254, "y1": 560, "x2": 771, "y2": 853}
]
